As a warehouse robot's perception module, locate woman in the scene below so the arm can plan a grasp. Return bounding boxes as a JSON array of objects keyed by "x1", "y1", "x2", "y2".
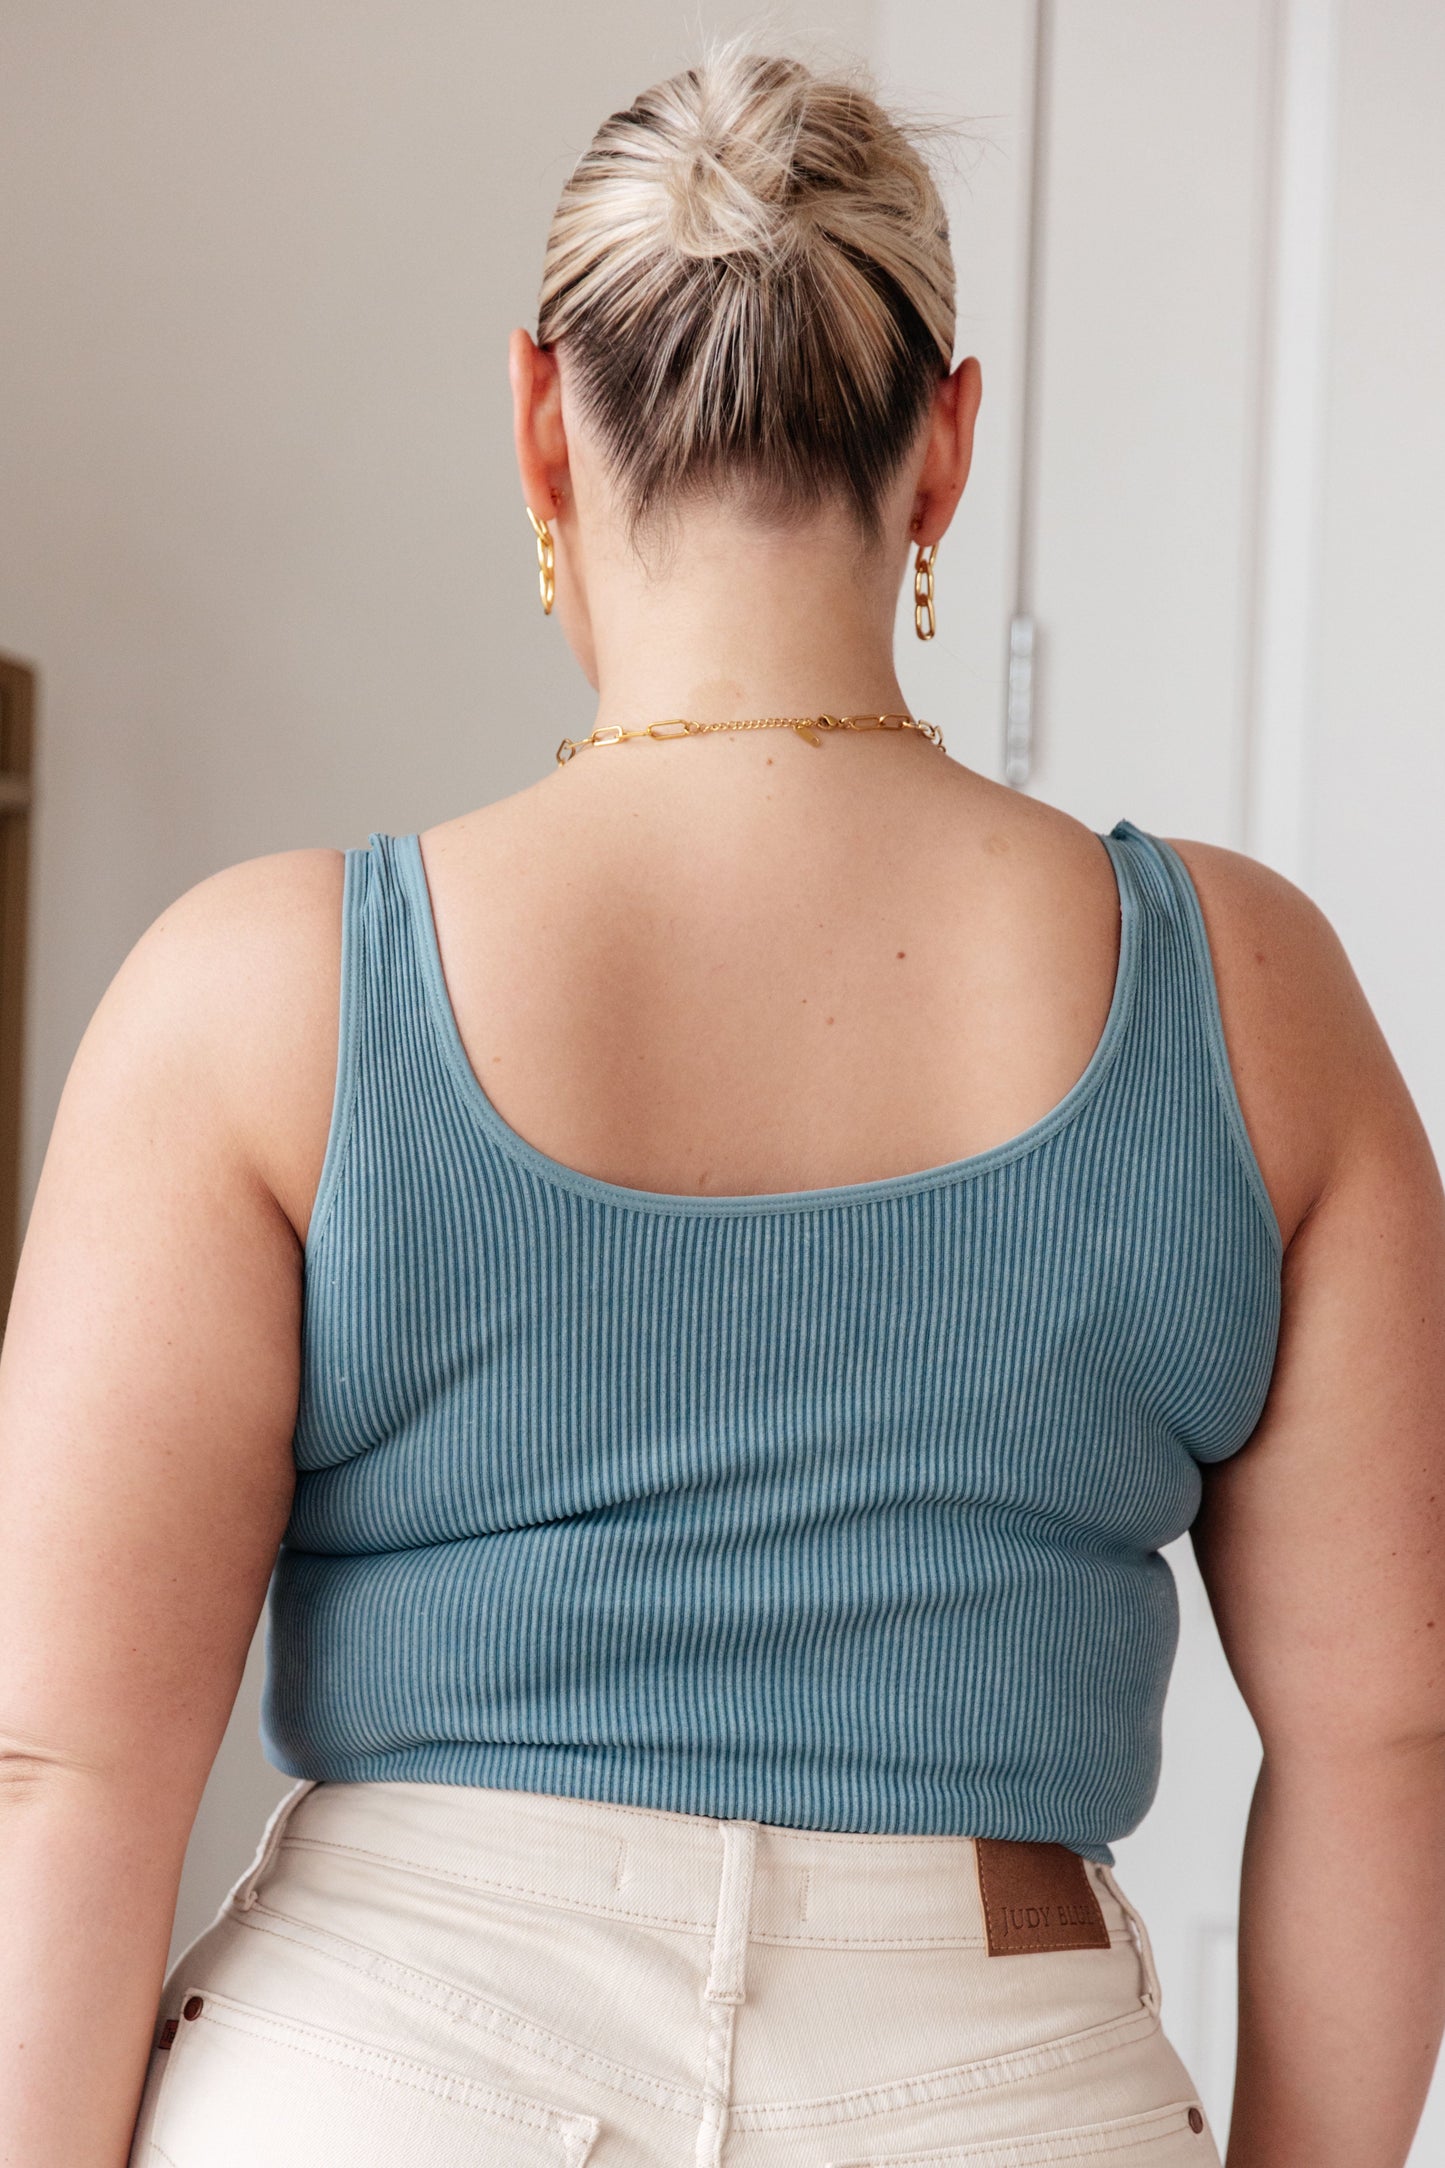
[{"x1": 2, "y1": 40, "x2": 1442, "y2": 2168}]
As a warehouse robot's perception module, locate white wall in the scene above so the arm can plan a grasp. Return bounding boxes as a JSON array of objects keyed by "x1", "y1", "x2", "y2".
[{"x1": 1310, "y1": 0, "x2": 1445, "y2": 1117}]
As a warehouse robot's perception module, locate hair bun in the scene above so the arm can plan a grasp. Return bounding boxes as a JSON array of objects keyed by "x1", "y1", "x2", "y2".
[
  {"x1": 664, "y1": 135, "x2": 787, "y2": 263},
  {"x1": 657, "y1": 59, "x2": 808, "y2": 264},
  {"x1": 538, "y1": 40, "x2": 956, "y2": 538}
]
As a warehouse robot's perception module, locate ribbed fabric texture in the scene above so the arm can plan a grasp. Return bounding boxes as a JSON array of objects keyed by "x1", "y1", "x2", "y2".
[{"x1": 259, "y1": 819, "x2": 1282, "y2": 1863}]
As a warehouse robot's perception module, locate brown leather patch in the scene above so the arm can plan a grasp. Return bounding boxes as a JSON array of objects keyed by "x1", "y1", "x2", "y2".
[
  {"x1": 157, "y1": 2016, "x2": 179, "y2": 2050},
  {"x1": 975, "y1": 1838, "x2": 1111, "y2": 1955}
]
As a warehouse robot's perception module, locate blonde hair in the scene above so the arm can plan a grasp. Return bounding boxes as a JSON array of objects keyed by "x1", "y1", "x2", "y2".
[{"x1": 536, "y1": 44, "x2": 956, "y2": 542}]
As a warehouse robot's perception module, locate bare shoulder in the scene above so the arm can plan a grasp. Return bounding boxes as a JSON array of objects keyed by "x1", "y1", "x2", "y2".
[
  {"x1": 124, "y1": 842, "x2": 345, "y2": 991},
  {"x1": 1164, "y1": 834, "x2": 1357, "y2": 1027},
  {"x1": 1163, "y1": 836, "x2": 1418, "y2": 1246},
  {"x1": 75, "y1": 845, "x2": 346, "y2": 1246}
]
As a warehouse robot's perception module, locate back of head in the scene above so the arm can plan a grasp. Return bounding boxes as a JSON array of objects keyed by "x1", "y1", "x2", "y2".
[{"x1": 537, "y1": 44, "x2": 956, "y2": 543}]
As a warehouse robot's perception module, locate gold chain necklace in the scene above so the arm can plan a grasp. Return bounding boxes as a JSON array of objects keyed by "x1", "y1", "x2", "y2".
[{"x1": 555, "y1": 711, "x2": 946, "y2": 765}]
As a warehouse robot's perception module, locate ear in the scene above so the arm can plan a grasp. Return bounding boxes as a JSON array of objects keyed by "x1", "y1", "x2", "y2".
[
  {"x1": 508, "y1": 327, "x2": 570, "y2": 519},
  {"x1": 909, "y1": 356, "x2": 983, "y2": 550}
]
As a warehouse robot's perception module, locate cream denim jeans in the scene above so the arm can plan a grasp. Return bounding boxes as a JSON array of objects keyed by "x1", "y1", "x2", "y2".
[{"x1": 128, "y1": 1778, "x2": 1219, "y2": 2168}]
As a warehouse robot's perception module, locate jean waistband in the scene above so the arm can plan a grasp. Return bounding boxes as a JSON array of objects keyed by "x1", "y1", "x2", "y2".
[{"x1": 228, "y1": 1778, "x2": 1146, "y2": 1965}]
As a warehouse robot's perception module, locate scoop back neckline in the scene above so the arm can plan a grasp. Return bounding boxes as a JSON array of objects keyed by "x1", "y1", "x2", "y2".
[{"x1": 391, "y1": 820, "x2": 1142, "y2": 1218}]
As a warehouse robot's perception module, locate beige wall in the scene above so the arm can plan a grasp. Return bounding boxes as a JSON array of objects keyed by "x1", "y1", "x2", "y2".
[{"x1": 0, "y1": 0, "x2": 872, "y2": 1958}]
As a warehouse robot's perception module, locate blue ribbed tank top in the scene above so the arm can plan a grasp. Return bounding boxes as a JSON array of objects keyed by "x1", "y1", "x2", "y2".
[{"x1": 258, "y1": 819, "x2": 1282, "y2": 1863}]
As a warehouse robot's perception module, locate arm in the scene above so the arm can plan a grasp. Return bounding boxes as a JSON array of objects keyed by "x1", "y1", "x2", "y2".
[
  {"x1": 0, "y1": 846, "x2": 343, "y2": 2166},
  {"x1": 1175, "y1": 841, "x2": 1445, "y2": 2168}
]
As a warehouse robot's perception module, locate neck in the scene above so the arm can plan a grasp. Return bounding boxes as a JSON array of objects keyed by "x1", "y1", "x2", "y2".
[{"x1": 580, "y1": 506, "x2": 912, "y2": 734}]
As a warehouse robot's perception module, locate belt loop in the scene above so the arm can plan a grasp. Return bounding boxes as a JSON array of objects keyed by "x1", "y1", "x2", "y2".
[
  {"x1": 225, "y1": 1778, "x2": 320, "y2": 1915},
  {"x1": 1097, "y1": 1862, "x2": 1162, "y2": 2016},
  {"x1": 704, "y1": 1820, "x2": 757, "y2": 2005}
]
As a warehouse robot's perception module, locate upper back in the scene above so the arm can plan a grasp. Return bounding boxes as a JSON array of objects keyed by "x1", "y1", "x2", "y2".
[
  {"x1": 244, "y1": 762, "x2": 1326, "y2": 1266},
  {"x1": 408, "y1": 770, "x2": 1124, "y2": 1203},
  {"x1": 254, "y1": 799, "x2": 1285, "y2": 1851},
  {"x1": 257, "y1": 763, "x2": 1320, "y2": 1250}
]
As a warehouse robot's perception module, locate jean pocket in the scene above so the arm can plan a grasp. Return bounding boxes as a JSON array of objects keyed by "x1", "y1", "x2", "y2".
[
  {"x1": 147, "y1": 1982, "x2": 601, "y2": 2167},
  {"x1": 824, "y1": 2099, "x2": 1218, "y2": 2167}
]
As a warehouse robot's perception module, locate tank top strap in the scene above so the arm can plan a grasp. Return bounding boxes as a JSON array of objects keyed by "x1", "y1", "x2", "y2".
[
  {"x1": 1103, "y1": 817, "x2": 1281, "y2": 1253},
  {"x1": 305, "y1": 829, "x2": 448, "y2": 1258}
]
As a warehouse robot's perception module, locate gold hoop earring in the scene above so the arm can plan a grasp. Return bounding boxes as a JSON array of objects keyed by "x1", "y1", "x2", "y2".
[
  {"x1": 526, "y1": 506, "x2": 555, "y2": 616},
  {"x1": 913, "y1": 542, "x2": 937, "y2": 641}
]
